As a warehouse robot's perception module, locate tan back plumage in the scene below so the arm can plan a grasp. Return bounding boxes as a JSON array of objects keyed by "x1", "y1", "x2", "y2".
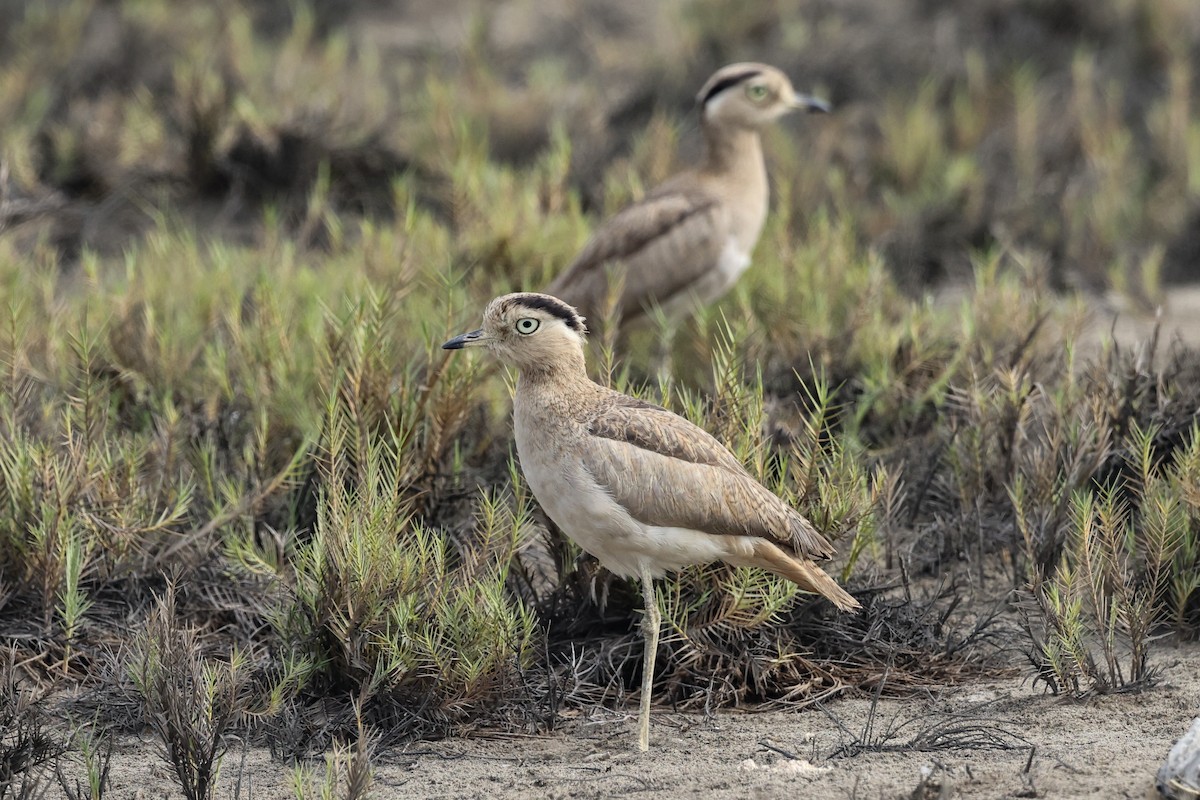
[
  {"x1": 546, "y1": 183, "x2": 727, "y2": 326},
  {"x1": 583, "y1": 392, "x2": 836, "y2": 560}
]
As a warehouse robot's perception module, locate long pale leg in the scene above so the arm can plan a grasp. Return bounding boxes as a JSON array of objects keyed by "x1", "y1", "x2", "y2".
[{"x1": 638, "y1": 565, "x2": 660, "y2": 752}]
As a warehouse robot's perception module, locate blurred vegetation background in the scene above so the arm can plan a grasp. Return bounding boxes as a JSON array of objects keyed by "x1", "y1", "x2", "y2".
[{"x1": 2, "y1": 0, "x2": 1200, "y2": 790}]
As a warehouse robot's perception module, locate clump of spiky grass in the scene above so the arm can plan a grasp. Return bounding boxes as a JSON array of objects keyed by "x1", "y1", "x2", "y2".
[
  {"x1": 130, "y1": 582, "x2": 292, "y2": 800},
  {"x1": 289, "y1": 708, "x2": 376, "y2": 800},
  {"x1": 0, "y1": 648, "x2": 61, "y2": 799},
  {"x1": 226, "y1": 294, "x2": 538, "y2": 741},
  {"x1": 653, "y1": 336, "x2": 886, "y2": 705},
  {"x1": 54, "y1": 718, "x2": 113, "y2": 800},
  {"x1": 1020, "y1": 421, "x2": 1200, "y2": 695},
  {"x1": 0, "y1": 300, "x2": 192, "y2": 676}
]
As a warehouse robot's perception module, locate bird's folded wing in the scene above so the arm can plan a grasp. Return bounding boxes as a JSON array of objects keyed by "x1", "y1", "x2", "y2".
[
  {"x1": 547, "y1": 188, "x2": 725, "y2": 316},
  {"x1": 583, "y1": 399, "x2": 835, "y2": 560}
]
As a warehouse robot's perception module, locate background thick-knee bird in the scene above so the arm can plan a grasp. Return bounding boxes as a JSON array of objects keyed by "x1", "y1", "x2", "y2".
[
  {"x1": 546, "y1": 63, "x2": 829, "y2": 333},
  {"x1": 443, "y1": 292, "x2": 859, "y2": 752}
]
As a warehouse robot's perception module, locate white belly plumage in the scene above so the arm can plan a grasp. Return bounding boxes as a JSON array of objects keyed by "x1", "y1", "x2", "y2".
[
  {"x1": 520, "y1": 451, "x2": 735, "y2": 579},
  {"x1": 682, "y1": 238, "x2": 751, "y2": 311},
  {"x1": 654, "y1": 238, "x2": 751, "y2": 322},
  {"x1": 714, "y1": 237, "x2": 752, "y2": 288}
]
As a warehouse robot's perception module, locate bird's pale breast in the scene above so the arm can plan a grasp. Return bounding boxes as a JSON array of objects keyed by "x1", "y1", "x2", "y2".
[{"x1": 514, "y1": 397, "x2": 746, "y2": 579}]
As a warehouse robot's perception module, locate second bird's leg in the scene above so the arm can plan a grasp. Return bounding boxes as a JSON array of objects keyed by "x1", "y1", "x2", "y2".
[{"x1": 638, "y1": 565, "x2": 660, "y2": 752}]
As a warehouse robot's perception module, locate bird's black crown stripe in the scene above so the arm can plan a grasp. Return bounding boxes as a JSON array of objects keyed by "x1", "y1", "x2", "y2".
[
  {"x1": 700, "y1": 69, "x2": 763, "y2": 106},
  {"x1": 514, "y1": 296, "x2": 584, "y2": 332}
]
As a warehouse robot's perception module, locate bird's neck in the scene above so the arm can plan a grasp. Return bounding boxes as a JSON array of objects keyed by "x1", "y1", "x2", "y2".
[
  {"x1": 514, "y1": 355, "x2": 598, "y2": 433},
  {"x1": 516, "y1": 350, "x2": 591, "y2": 391},
  {"x1": 700, "y1": 119, "x2": 770, "y2": 251},
  {"x1": 700, "y1": 120, "x2": 765, "y2": 180}
]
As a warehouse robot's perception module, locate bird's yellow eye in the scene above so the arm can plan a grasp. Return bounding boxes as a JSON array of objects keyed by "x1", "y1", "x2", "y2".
[
  {"x1": 515, "y1": 318, "x2": 540, "y2": 335},
  {"x1": 746, "y1": 84, "x2": 770, "y2": 102}
]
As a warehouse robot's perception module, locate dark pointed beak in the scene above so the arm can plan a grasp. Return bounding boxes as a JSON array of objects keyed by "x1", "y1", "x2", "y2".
[
  {"x1": 791, "y1": 92, "x2": 832, "y2": 113},
  {"x1": 442, "y1": 329, "x2": 488, "y2": 350}
]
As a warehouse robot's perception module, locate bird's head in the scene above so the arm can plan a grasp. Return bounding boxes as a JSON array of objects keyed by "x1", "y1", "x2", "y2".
[
  {"x1": 442, "y1": 293, "x2": 588, "y2": 374},
  {"x1": 697, "y1": 62, "x2": 830, "y2": 129}
]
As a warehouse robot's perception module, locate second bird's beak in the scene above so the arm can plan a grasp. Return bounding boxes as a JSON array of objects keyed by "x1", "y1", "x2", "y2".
[
  {"x1": 442, "y1": 329, "x2": 488, "y2": 349},
  {"x1": 791, "y1": 92, "x2": 832, "y2": 114}
]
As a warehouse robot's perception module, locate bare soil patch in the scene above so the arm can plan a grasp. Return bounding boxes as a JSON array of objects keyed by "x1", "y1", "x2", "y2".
[
  {"x1": 97, "y1": 644, "x2": 1199, "y2": 799},
  {"x1": 1083, "y1": 286, "x2": 1200, "y2": 350}
]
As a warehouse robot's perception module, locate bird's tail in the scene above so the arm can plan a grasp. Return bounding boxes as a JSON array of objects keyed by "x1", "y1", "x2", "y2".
[{"x1": 742, "y1": 539, "x2": 861, "y2": 613}]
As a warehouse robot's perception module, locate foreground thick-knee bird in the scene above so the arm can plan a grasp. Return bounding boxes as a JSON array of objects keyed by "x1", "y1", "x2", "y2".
[
  {"x1": 442, "y1": 292, "x2": 860, "y2": 751},
  {"x1": 546, "y1": 62, "x2": 829, "y2": 332}
]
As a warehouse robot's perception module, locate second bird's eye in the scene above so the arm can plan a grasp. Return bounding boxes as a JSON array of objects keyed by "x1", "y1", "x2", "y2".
[
  {"x1": 516, "y1": 318, "x2": 540, "y2": 335},
  {"x1": 746, "y1": 84, "x2": 769, "y2": 101}
]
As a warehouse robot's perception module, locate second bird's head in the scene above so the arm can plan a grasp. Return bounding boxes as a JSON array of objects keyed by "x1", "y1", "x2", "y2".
[
  {"x1": 697, "y1": 62, "x2": 830, "y2": 129},
  {"x1": 442, "y1": 293, "x2": 588, "y2": 371}
]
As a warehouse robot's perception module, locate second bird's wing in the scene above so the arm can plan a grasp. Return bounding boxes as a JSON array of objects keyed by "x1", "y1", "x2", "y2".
[
  {"x1": 546, "y1": 186, "x2": 727, "y2": 324},
  {"x1": 581, "y1": 394, "x2": 836, "y2": 560}
]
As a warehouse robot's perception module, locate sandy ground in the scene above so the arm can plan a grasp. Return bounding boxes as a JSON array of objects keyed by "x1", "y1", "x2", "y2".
[
  {"x1": 1085, "y1": 286, "x2": 1200, "y2": 350},
  {"x1": 94, "y1": 644, "x2": 1199, "y2": 799}
]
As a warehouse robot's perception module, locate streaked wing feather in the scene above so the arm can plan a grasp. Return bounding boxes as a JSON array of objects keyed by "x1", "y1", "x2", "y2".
[
  {"x1": 587, "y1": 395, "x2": 745, "y2": 472},
  {"x1": 547, "y1": 188, "x2": 725, "y2": 320},
  {"x1": 583, "y1": 398, "x2": 835, "y2": 560}
]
